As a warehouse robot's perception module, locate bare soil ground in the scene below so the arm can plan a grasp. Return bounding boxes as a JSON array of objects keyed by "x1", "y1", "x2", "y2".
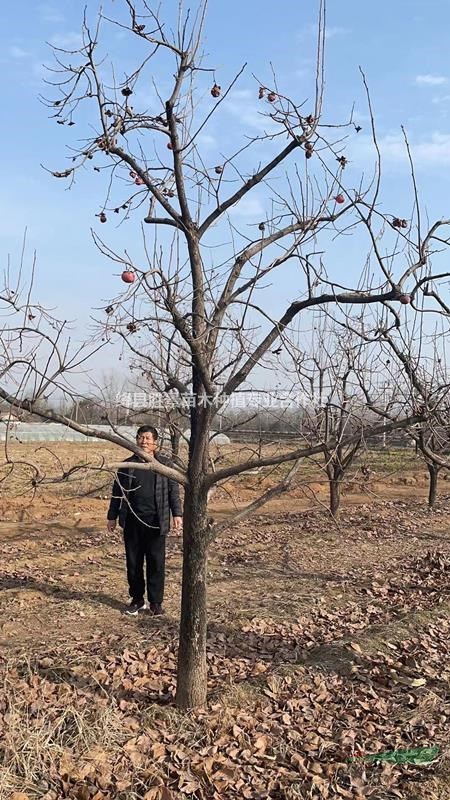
[{"x1": 0, "y1": 443, "x2": 449, "y2": 799}]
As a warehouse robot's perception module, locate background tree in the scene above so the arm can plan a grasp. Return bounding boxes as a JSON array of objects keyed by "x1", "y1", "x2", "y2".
[
  {"x1": 352, "y1": 305, "x2": 450, "y2": 508},
  {"x1": 382, "y1": 337, "x2": 450, "y2": 509},
  {"x1": 291, "y1": 327, "x2": 374, "y2": 517},
  {"x1": 415, "y1": 420, "x2": 450, "y2": 509}
]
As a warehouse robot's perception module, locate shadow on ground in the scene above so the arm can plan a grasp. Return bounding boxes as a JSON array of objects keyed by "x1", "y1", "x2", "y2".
[{"x1": 0, "y1": 573, "x2": 124, "y2": 611}]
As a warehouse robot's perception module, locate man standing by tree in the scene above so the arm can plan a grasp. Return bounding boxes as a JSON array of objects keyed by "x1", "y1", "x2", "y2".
[{"x1": 107, "y1": 426, "x2": 183, "y2": 615}]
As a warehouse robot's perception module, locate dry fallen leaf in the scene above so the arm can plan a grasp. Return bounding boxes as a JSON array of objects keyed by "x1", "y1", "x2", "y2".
[
  {"x1": 75, "y1": 786, "x2": 91, "y2": 800},
  {"x1": 143, "y1": 789, "x2": 160, "y2": 800},
  {"x1": 254, "y1": 734, "x2": 270, "y2": 753},
  {"x1": 409, "y1": 677, "x2": 427, "y2": 688},
  {"x1": 1, "y1": 510, "x2": 449, "y2": 800}
]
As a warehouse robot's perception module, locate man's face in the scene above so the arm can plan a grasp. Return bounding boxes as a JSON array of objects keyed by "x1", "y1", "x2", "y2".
[{"x1": 136, "y1": 431, "x2": 157, "y2": 454}]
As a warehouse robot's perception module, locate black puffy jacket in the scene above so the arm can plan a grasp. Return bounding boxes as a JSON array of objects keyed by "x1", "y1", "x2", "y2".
[{"x1": 107, "y1": 453, "x2": 182, "y2": 534}]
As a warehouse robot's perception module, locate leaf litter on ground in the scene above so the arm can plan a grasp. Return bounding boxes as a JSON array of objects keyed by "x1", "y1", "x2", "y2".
[{"x1": 1, "y1": 499, "x2": 450, "y2": 799}]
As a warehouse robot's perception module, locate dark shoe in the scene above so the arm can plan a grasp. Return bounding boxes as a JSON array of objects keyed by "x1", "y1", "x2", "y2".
[
  {"x1": 149, "y1": 602, "x2": 164, "y2": 616},
  {"x1": 125, "y1": 599, "x2": 146, "y2": 616}
]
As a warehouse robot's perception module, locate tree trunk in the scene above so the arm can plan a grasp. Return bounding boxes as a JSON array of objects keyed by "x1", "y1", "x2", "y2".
[
  {"x1": 176, "y1": 399, "x2": 210, "y2": 709},
  {"x1": 175, "y1": 483, "x2": 209, "y2": 708},
  {"x1": 329, "y1": 478, "x2": 341, "y2": 517},
  {"x1": 427, "y1": 462, "x2": 439, "y2": 509}
]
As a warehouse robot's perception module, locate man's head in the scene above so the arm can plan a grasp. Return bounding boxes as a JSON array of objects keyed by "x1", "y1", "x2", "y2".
[{"x1": 136, "y1": 425, "x2": 158, "y2": 454}]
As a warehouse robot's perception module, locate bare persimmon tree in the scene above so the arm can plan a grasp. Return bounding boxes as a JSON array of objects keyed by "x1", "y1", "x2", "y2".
[
  {"x1": 2, "y1": 1, "x2": 450, "y2": 707},
  {"x1": 357, "y1": 316, "x2": 450, "y2": 509},
  {"x1": 282, "y1": 322, "x2": 370, "y2": 516}
]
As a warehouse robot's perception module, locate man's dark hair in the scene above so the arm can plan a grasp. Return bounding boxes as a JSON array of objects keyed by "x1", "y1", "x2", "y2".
[{"x1": 136, "y1": 425, "x2": 158, "y2": 440}]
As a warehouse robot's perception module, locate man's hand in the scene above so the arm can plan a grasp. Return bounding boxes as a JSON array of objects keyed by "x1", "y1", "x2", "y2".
[
  {"x1": 172, "y1": 516, "x2": 183, "y2": 533},
  {"x1": 107, "y1": 519, "x2": 117, "y2": 533}
]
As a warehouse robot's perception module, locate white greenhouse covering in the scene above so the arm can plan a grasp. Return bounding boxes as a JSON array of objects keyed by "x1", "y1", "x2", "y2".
[
  {"x1": 0, "y1": 423, "x2": 137, "y2": 443},
  {"x1": 183, "y1": 429, "x2": 231, "y2": 445},
  {"x1": 0, "y1": 422, "x2": 231, "y2": 445}
]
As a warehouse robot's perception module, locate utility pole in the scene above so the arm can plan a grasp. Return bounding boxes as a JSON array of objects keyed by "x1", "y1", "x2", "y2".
[{"x1": 382, "y1": 383, "x2": 388, "y2": 448}]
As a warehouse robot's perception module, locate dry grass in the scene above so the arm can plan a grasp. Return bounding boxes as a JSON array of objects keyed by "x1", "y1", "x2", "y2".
[{"x1": 0, "y1": 666, "x2": 126, "y2": 797}]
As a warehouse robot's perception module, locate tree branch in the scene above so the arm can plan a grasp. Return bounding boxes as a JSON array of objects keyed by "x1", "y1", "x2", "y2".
[{"x1": 205, "y1": 414, "x2": 423, "y2": 486}]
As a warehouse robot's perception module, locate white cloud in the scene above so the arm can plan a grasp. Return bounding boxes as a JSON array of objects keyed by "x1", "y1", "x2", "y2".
[
  {"x1": 432, "y1": 94, "x2": 450, "y2": 105},
  {"x1": 387, "y1": 132, "x2": 450, "y2": 164},
  {"x1": 197, "y1": 133, "x2": 218, "y2": 151},
  {"x1": 294, "y1": 67, "x2": 310, "y2": 80},
  {"x1": 225, "y1": 93, "x2": 278, "y2": 134},
  {"x1": 9, "y1": 46, "x2": 30, "y2": 59},
  {"x1": 228, "y1": 196, "x2": 265, "y2": 219},
  {"x1": 353, "y1": 132, "x2": 450, "y2": 167},
  {"x1": 38, "y1": 4, "x2": 65, "y2": 23},
  {"x1": 32, "y1": 61, "x2": 49, "y2": 82},
  {"x1": 50, "y1": 32, "x2": 83, "y2": 50},
  {"x1": 298, "y1": 23, "x2": 350, "y2": 42},
  {"x1": 325, "y1": 26, "x2": 350, "y2": 40},
  {"x1": 415, "y1": 74, "x2": 448, "y2": 86},
  {"x1": 230, "y1": 89, "x2": 253, "y2": 101},
  {"x1": 352, "y1": 109, "x2": 370, "y2": 124}
]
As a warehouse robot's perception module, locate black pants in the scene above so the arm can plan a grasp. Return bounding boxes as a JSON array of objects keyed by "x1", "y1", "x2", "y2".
[{"x1": 123, "y1": 516, "x2": 166, "y2": 604}]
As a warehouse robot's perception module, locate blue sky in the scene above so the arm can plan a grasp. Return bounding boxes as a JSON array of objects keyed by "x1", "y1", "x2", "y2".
[{"x1": 1, "y1": 0, "x2": 450, "y2": 391}]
